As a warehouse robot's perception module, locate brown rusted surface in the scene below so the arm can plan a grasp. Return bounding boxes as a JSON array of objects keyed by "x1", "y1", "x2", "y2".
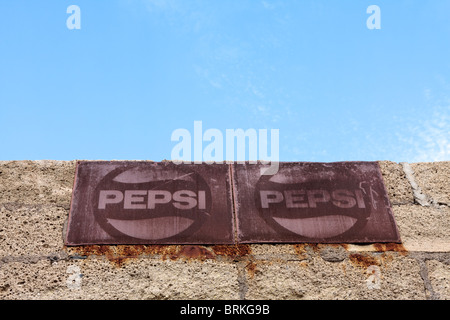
[
  {"x1": 245, "y1": 261, "x2": 258, "y2": 278},
  {"x1": 108, "y1": 257, "x2": 129, "y2": 268},
  {"x1": 211, "y1": 244, "x2": 252, "y2": 258},
  {"x1": 373, "y1": 243, "x2": 408, "y2": 255},
  {"x1": 309, "y1": 243, "x2": 349, "y2": 251},
  {"x1": 66, "y1": 161, "x2": 234, "y2": 245},
  {"x1": 67, "y1": 245, "x2": 112, "y2": 257},
  {"x1": 349, "y1": 253, "x2": 380, "y2": 268},
  {"x1": 341, "y1": 264, "x2": 347, "y2": 275},
  {"x1": 66, "y1": 244, "x2": 178, "y2": 267},
  {"x1": 67, "y1": 243, "x2": 252, "y2": 269},
  {"x1": 292, "y1": 244, "x2": 308, "y2": 256},
  {"x1": 170, "y1": 246, "x2": 215, "y2": 261},
  {"x1": 330, "y1": 243, "x2": 349, "y2": 250},
  {"x1": 293, "y1": 243, "x2": 349, "y2": 261},
  {"x1": 302, "y1": 261, "x2": 310, "y2": 268},
  {"x1": 233, "y1": 162, "x2": 402, "y2": 244},
  {"x1": 65, "y1": 244, "x2": 221, "y2": 267},
  {"x1": 308, "y1": 244, "x2": 320, "y2": 252},
  {"x1": 66, "y1": 244, "x2": 179, "y2": 258}
]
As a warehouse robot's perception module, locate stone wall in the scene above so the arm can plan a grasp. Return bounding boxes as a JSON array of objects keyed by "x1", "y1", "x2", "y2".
[{"x1": 0, "y1": 161, "x2": 448, "y2": 300}]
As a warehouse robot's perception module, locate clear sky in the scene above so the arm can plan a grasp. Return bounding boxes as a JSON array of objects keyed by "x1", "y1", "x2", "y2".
[{"x1": 1, "y1": 0, "x2": 449, "y2": 163}]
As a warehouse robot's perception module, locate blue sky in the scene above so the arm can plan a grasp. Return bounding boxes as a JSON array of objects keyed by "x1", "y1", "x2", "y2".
[{"x1": 1, "y1": 0, "x2": 449, "y2": 162}]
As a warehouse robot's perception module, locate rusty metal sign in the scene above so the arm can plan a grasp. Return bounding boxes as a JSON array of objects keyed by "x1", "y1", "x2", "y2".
[
  {"x1": 67, "y1": 161, "x2": 401, "y2": 245},
  {"x1": 65, "y1": 161, "x2": 235, "y2": 245},
  {"x1": 232, "y1": 162, "x2": 401, "y2": 244}
]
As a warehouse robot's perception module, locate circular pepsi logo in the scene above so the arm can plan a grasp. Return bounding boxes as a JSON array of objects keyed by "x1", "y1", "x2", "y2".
[
  {"x1": 254, "y1": 167, "x2": 373, "y2": 241},
  {"x1": 92, "y1": 163, "x2": 212, "y2": 242}
]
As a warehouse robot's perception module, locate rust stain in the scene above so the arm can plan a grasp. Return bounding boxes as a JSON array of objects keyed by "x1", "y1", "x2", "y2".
[
  {"x1": 108, "y1": 257, "x2": 128, "y2": 268},
  {"x1": 67, "y1": 244, "x2": 179, "y2": 257},
  {"x1": 245, "y1": 261, "x2": 258, "y2": 278},
  {"x1": 67, "y1": 245, "x2": 111, "y2": 257},
  {"x1": 299, "y1": 261, "x2": 309, "y2": 268},
  {"x1": 170, "y1": 246, "x2": 216, "y2": 261},
  {"x1": 316, "y1": 243, "x2": 349, "y2": 251},
  {"x1": 334, "y1": 243, "x2": 349, "y2": 250},
  {"x1": 293, "y1": 243, "x2": 350, "y2": 265},
  {"x1": 373, "y1": 243, "x2": 408, "y2": 255},
  {"x1": 212, "y1": 244, "x2": 251, "y2": 258},
  {"x1": 380, "y1": 252, "x2": 394, "y2": 265},
  {"x1": 145, "y1": 245, "x2": 179, "y2": 257},
  {"x1": 349, "y1": 253, "x2": 380, "y2": 269},
  {"x1": 66, "y1": 244, "x2": 180, "y2": 267},
  {"x1": 293, "y1": 243, "x2": 348, "y2": 255},
  {"x1": 292, "y1": 244, "x2": 308, "y2": 257},
  {"x1": 65, "y1": 244, "x2": 223, "y2": 267}
]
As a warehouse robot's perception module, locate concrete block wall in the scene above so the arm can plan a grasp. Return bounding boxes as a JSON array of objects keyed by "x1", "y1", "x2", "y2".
[{"x1": 0, "y1": 160, "x2": 448, "y2": 300}]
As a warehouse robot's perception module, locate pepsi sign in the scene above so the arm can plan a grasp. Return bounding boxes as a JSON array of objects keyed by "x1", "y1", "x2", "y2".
[
  {"x1": 66, "y1": 161, "x2": 401, "y2": 245},
  {"x1": 233, "y1": 162, "x2": 401, "y2": 244},
  {"x1": 66, "y1": 161, "x2": 234, "y2": 245}
]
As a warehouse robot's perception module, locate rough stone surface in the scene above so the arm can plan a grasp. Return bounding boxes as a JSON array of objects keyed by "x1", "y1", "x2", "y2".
[
  {"x1": 378, "y1": 161, "x2": 414, "y2": 205},
  {"x1": 319, "y1": 245, "x2": 348, "y2": 262},
  {"x1": 245, "y1": 251, "x2": 426, "y2": 300},
  {"x1": 391, "y1": 205, "x2": 450, "y2": 250},
  {"x1": 0, "y1": 204, "x2": 67, "y2": 257},
  {"x1": 0, "y1": 258, "x2": 240, "y2": 300},
  {"x1": 0, "y1": 160, "x2": 76, "y2": 207},
  {"x1": 426, "y1": 259, "x2": 450, "y2": 300},
  {"x1": 411, "y1": 162, "x2": 450, "y2": 206},
  {"x1": 247, "y1": 244, "x2": 297, "y2": 259},
  {"x1": 401, "y1": 162, "x2": 431, "y2": 206},
  {"x1": 0, "y1": 160, "x2": 449, "y2": 300}
]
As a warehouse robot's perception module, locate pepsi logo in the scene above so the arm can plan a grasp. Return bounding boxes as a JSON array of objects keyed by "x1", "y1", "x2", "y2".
[
  {"x1": 92, "y1": 163, "x2": 212, "y2": 241},
  {"x1": 254, "y1": 169, "x2": 377, "y2": 240}
]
